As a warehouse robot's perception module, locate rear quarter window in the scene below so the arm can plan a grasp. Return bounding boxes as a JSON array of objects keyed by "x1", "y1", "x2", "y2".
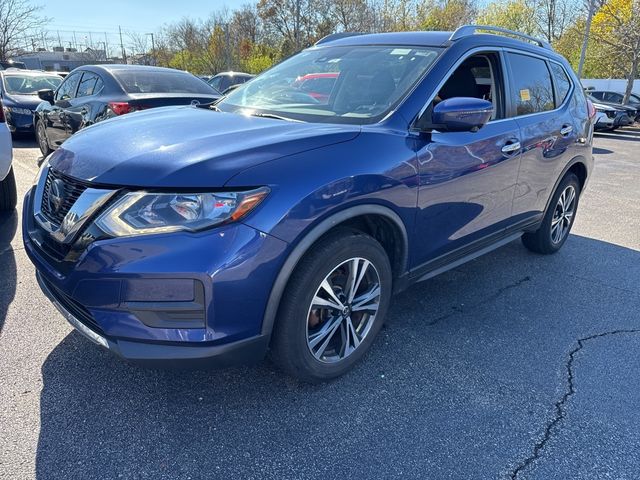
[
  {"x1": 549, "y1": 62, "x2": 572, "y2": 107},
  {"x1": 114, "y1": 70, "x2": 215, "y2": 95},
  {"x1": 507, "y1": 52, "x2": 555, "y2": 116}
]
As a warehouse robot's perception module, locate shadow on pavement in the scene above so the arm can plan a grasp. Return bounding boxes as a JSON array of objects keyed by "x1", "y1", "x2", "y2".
[
  {"x1": 11, "y1": 133, "x2": 38, "y2": 149},
  {"x1": 0, "y1": 210, "x2": 18, "y2": 335},
  {"x1": 35, "y1": 234, "x2": 640, "y2": 479}
]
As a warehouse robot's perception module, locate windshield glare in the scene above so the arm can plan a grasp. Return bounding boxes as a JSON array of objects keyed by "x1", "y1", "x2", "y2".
[
  {"x1": 4, "y1": 75, "x2": 62, "y2": 95},
  {"x1": 218, "y1": 45, "x2": 441, "y2": 124}
]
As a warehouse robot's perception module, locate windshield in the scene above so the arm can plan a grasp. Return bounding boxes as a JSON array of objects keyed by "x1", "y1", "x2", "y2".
[
  {"x1": 4, "y1": 75, "x2": 62, "y2": 95},
  {"x1": 217, "y1": 45, "x2": 441, "y2": 124},
  {"x1": 114, "y1": 70, "x2": 216, "y2": 95}
]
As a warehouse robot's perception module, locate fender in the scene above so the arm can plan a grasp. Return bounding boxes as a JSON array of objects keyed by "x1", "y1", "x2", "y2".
[{"x1": 260, "y1": 203, "x2": 409, "y2": 337}]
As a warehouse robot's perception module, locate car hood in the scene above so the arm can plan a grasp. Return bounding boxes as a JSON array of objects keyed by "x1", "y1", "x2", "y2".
[
  {"x1": 48, "y1": 106, "x2": 360, "y2": 188},
  {"x1": 4, "y1": 94, "x2": 42, "y2": 109}
]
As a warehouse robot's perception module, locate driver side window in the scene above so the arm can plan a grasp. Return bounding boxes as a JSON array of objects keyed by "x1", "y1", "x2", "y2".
[
  {"x1": 54, "y1": 72, "x2": 81, "y2": 102},
  {"x1": 435, "y1": 53, "x2": 503, "y2": 120}
]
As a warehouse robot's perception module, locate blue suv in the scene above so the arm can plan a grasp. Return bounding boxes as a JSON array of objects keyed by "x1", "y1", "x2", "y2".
[{"x1": 23, "y1": 26, "x2": 594, "y2": 382}]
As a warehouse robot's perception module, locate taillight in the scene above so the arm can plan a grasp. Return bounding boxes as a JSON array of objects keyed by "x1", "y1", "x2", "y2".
[
  {"x1": 0, "y1": 99, "x2": 5, "y2": 123},
  {"x1": 108, "y1": 102, "x2": 134, "y2": 116},
  {"x1": 587, "y1": 99, "x2": 596, "y2": 119}
]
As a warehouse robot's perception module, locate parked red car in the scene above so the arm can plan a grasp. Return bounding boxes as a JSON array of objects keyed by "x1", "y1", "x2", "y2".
[{"x1": 293, "y1": 73, "x2": 338, "y2": 103}]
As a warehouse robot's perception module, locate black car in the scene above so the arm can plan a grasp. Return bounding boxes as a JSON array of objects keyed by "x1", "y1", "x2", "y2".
[
  {"x1": 207, "y1": 71, "x2": 254, "y2": 94},
  {"x1": 34, "y1": 65, "x2": 220, "y2": 155},
  {"x1": 0, "y1": 70, "x2": 62, "y2": 133},
  {"x1": 587, "y1": 90, "x2": 639, "y2": 122}
]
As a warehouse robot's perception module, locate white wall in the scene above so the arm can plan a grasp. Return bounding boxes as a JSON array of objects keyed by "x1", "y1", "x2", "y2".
[{"x1": 581, "y1": 78, "x2": 640, "y2": 95}]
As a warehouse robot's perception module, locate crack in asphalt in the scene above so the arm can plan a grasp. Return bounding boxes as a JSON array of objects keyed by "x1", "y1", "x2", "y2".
[
  {"x1": 424, "y1": 275, "x2": 531, "y2": 327},
  {"x1": 509, "y1": 328, "x2": 640, "y2": 479}
]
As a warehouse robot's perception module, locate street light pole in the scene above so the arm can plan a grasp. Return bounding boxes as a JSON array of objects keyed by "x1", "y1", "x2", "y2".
[
  {"x1": 146, "y1": 33, "x2": 156, "y2": 66},
  {"x1": 578, "y1": 0, "x2": 596, "y2": 79}
]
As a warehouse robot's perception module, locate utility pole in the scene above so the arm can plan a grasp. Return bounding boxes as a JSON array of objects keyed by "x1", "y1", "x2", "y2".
[
  {"x1": 104, "y1": 32, "x2": 109, "y2": 59},
  {"x1": 146, "y1": 32, "x2": 156, "y2": 66},
  {"x1": 119, "y1": 26, "x2": 127, "y2": 64},
  {"x1": 578, "y1": 0, "x2": 596, "y2": 78},
  {"x1": 57, "y1": 31, "x2": 62, "y2": 48}
]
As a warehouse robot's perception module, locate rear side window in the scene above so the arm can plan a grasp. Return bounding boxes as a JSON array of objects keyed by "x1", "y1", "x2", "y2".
[
  {"x1": 549, "y1": 63, "x2": 572, "y2": 107},
  {"x1": 507, "y1": 53, "x2": 554, "y2": 115},
  {"x1": 76, "y1": 72, "x2": 103, "y2": 97},
  {"x1": 114, "y1": 70, "x2": 215, "y2": 95},
  {"x1": 604, "y1": 92, "x2": 623, "y2": 103}
]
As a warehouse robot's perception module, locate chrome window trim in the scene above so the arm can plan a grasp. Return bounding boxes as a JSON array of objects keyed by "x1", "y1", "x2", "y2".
[{"x1": 412, "y1": 46, "x2": 576, "y2": 129}]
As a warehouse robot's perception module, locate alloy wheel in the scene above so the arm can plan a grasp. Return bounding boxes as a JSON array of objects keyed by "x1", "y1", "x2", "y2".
[
  {"x1": 306, "y1": 257, "x2": 381, "y2": 363},
  {"x1": 551, "y1": 185, "x2": 576, "y2": 244},
  {"x1": 37, "y1": 122, "x2": 48, "y2": 154}
]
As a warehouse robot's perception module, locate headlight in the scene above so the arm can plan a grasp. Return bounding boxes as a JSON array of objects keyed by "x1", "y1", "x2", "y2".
[
  {"x1": 95, "y1": 187, "x2": 269, "y2": 237},
  {"x1": 10, "y1": 107, "x2": 33, "y2": 115}
]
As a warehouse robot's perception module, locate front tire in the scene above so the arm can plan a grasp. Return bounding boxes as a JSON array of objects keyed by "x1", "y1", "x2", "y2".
[
  {"x1": 271, "y1": 229, "x2": 392, "y2": 383},
  {"x1": 0, "y1": 167, "x2": 17, "y2": 211},
  {"x1": 522, "y1": 173, "x2": 580, "y2": 254},
  {"x1": 35, "y1": 119, "x2": 52, "y2": 156}
]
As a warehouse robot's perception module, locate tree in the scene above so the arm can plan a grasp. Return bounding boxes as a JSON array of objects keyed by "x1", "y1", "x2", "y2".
[
  {"x1": 590, "y1": 0, "x2": 640, "y2": 102},
  {"x1": 533, "y1": 0, "x2": 580, "y2": 43},
  {"x1": 0, "y1": 0, "x2": 48, "y2": 61},
  {"x1": 420, "y1": 0, "x2": 478, "y2": 31},
  {"x1": 477, "y1": 0, "x2": 537, "y2": 35}
]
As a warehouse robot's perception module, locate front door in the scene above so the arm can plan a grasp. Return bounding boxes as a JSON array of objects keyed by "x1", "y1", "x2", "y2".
[
  {"x1": 412, "y1": 51, "x2": 522, "y2": 268},
  {"x1": 46, "y1": 71, "x2": 82, "y2": 147}
]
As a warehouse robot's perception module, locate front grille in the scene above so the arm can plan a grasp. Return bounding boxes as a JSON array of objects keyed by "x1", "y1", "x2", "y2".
[
  {"x1": 41, "y1": 169, "x2": 88, "y2": 226},
  {"x1": 43, "y1": 276, "x2": 105, "y2": 336}
]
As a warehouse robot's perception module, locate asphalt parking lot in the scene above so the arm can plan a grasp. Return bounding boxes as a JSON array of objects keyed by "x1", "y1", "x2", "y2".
[{"x1": 1, "y1": 129, "x2": 639, "y2": 480}]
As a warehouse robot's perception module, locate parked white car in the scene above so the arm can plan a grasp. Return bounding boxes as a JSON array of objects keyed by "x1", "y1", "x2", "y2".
[{"x1": 0, "y1": 100, "x2": 16, "y2": 210}]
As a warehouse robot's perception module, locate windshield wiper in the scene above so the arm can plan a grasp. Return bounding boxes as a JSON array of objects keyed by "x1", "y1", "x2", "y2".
[{"x1": 250, "y1": 112, "x2": 302, "y2": 122}]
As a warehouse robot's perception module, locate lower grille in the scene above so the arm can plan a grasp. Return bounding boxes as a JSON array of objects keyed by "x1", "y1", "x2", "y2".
[
  {"x1": 42, "y1": 276, "x2": 105, "y2": 336},
  {"x1": 606, "y1": 111, "x2": 616, "y2": 119}
]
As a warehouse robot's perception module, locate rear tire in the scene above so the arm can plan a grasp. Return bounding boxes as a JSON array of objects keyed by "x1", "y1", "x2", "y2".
[
  {"x1": 522, "y1": 173, "x2": 580, "y2": 254},
  {"x1": 0, "y1": 167, "x2": 17, "y2": 211},
  {"x1": 271, "y1": 229, "x2": 392, "y2": 383},
  {"x1": 35, "y1": 119, "x2": 51, "y2": 157}
]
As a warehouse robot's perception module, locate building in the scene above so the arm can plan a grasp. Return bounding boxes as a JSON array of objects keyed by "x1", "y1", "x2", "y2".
[{"x1": 11, "y1": 48, "x2": 110, "y2": 72}]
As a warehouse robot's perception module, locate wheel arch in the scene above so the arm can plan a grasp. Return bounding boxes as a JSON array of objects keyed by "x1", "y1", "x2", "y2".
[
  {"x1": 542, "y1": 155, "x2": 590, "y2": 218},
  {"x1": 260, "y1": 204, "x2": 409, "y2": 337}
]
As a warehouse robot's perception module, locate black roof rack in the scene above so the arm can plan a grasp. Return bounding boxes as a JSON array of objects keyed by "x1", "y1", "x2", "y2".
[
  {"x1": 315, "y1": 32, "x2": 363, "y2": 45},
  {"x1": 450, "y1": 25, "x2": 553, "y2": 50}
]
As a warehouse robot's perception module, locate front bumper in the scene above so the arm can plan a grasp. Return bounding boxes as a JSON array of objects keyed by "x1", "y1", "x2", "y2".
[
  {"x1": 6, "y1": 111, "x2": 35, "y2": 132},
  {"x1": 23, "y1": 186, "x2": 289, "y2": 366},
  {"x1": 37, "y1": 270, "x2": 269, "y2": 366}
]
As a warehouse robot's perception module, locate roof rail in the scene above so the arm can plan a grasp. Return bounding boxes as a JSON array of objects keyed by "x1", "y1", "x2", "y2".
[
  {"x1": 450, "y1": 25, "x2": 552, "y2": 50},
  {"x1": 315, "y1": 32, "x2": 363, "y2": 46}
]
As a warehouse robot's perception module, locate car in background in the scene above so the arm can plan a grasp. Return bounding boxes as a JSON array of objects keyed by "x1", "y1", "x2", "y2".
[
  {"x1": 0, "y1": 99, "x2": 16, "y2": 210},
  {"x1": 587, "y1": 94, "x2": 632, "y2": 131},
  {"x1": 292, "y1": 73, "x2": 338, "y2": 103},
  {"x1": 0, "y1": 60, "x2": 26, "y2": 70},
  {"x1": 0, "y1": 70, "x2": 62, "y2": 134},
  {"x1": 588, "y1": 90, "x2": 640, "y2": 121},
  {"x1": 207, "y1": 72, "x2": 254, "y2": 94},
  {"x1": 34, "y1": 65, "x2": 220, "y2": 156}
]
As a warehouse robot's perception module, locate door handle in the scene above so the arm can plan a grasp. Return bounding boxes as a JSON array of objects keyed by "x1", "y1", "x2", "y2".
[
  {"x1": 501, "y1": 141, "x2": 521, "y2": 155},
  {"x1": 560, "y1": 125, "x2": 573, "y2": 136}
]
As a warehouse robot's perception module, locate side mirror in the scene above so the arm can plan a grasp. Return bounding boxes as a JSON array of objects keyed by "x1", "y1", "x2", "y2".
[
  {"x1": 37, "y1": 89, "x2": 55, "y2": 105},
  {"x1": 431, "y1": 97, "x2": 493, "y2": 132}
]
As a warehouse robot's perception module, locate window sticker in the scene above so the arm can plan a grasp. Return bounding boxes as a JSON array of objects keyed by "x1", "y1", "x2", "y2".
[
  {"x1": 391, "y1": 48, "x2": 411, "y2": 55},
  {"x1": 520, "y1": 89, "x2": 531, "y2": 101}
]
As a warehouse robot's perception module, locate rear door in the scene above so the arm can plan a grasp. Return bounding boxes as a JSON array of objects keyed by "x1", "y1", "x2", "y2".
[
  {"x1": 507, "y1": 52, "x2": 579, "y2": 220},
  {"x1": 412, "y1": 50, "x2": 522, "y2": 267},
  {"x1": 64, "y1": 71, "x2": 104, "y2": 135},
  {"x1": 47, "y1": 71, "x2": 82, "y2": 147}
]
